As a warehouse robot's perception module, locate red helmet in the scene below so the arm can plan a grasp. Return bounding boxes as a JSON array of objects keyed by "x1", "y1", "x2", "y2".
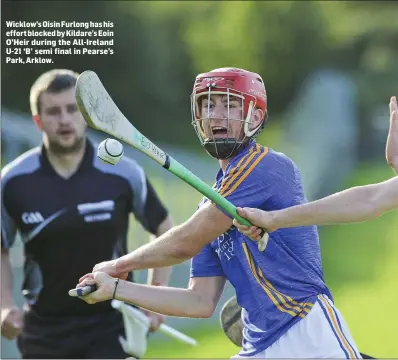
[{"x1": 190, "y1": 67, "x2": 268, "y2": 159}]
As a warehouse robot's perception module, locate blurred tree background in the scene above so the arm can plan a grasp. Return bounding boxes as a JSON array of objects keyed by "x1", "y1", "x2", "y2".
[
  {"x1": 2, "y1": 1, "x2": 398, "y2": 358},
  {"x1": 3, "y1": 1, "x2": 397, "y2": 152}
]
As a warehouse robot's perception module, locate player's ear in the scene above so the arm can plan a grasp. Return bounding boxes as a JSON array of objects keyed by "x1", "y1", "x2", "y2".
[
  {"x1": 32, "y1": 114, "x2": 42, "y2": 130},
  {"x1": 251, "y1": 108, "x2": 264, "y2": 130}
]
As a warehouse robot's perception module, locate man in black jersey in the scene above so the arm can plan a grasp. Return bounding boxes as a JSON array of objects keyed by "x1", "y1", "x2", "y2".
[{"x1": 1, "y1": 69, "x2": 173, "y2": 359}]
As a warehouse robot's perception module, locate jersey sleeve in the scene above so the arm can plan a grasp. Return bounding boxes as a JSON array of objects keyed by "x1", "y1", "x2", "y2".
[
  {"x1": 216, "y1": 147, "x2": 304, "y2": 217},
  {"x1": 1, "y1": 175, "x2": 17, "y2": 249},
  {"x1": 190, "y1": 244, "x2": 225, "y2": 278},
  {"x1": 125, "y1": 160, "x2": 168, "y2": 234}
]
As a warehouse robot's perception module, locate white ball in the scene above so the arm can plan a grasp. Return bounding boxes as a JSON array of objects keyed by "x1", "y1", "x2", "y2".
[{"x1": 97, "y1": 138, "x2": 124, "y2": 165}]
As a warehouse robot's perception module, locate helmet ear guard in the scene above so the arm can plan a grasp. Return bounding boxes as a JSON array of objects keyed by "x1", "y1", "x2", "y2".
[
  {"x1": 244, "y1": 104, "x2": 267, "y2": 138},
  {"x1": 243, "y1": 100, "x2": 257, "y2": 138}
]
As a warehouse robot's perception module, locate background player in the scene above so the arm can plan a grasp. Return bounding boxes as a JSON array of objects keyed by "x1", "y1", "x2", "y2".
[
  {"x1": 76, "y1": 68, "x2": 362, "y2": 358},
  {"x1": 1, "y1": 69, "x2": 173, "y2": 359},
  {"x1": 233, "y1": 96, "x2": 397, "y2": 238}
]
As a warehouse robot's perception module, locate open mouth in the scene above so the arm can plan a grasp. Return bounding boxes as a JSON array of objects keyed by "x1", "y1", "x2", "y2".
[
  {"x1": 211, "y1": 126, "x2": 228, "y2": 137},
  {"x1": 57, "y1": 129, "x2": 75, "y2": 137}
]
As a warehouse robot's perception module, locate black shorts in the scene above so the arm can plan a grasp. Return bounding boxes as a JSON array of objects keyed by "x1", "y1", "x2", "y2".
[{"x1": 17, "y1": 309, "x2": 130, "y2": 359}]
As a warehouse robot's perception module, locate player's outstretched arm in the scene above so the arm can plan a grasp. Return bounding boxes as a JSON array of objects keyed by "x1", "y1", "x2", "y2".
[
  {"x1": 275, "y1": 177, "x2": 398, "y2": 226},
  {"x1": 76, "y1": 271, "x2": 226, "y2": 318},
  {"x1": 386, "y1": 96, "x2": 398, "y2": 174},
  {"x1": 86, "y1": 202, "x2": 232, "y2": 277},
  {"x1": 234, "y1": 177, "x2": 398, "y2": 237}
]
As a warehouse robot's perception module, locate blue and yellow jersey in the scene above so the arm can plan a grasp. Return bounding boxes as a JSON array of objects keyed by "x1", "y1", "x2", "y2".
[{"x1": 190, "y1": 141, "x2": 332, "y2": 357}]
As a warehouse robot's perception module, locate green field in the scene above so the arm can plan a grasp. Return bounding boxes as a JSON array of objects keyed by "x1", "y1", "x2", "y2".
[{"x1": 143, "y1": 164, "x2": 398, "y2": 358}]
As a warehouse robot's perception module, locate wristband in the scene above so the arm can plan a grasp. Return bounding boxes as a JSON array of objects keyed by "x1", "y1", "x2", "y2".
[{"x1": 112, "y1": 278, "x2": 120, "y2": 299}]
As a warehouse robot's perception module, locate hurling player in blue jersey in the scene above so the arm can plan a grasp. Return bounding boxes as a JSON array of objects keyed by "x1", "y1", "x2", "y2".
[{"x1": 75, "y1": 68, "x2": 362, "y2": 358}]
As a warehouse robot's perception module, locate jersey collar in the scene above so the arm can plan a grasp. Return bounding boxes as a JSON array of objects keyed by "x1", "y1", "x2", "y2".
[
  {"x1": 216, "y1": 140, "x2": 257, "y2": 181},
  {"x1": 40, "y1": 138, "x2": 94, "y2": 176}
]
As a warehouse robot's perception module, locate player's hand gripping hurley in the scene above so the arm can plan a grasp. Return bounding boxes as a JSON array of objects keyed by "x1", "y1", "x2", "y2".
[{"x1": 75, "y1": 70, "x2": 269, "y2": 252}]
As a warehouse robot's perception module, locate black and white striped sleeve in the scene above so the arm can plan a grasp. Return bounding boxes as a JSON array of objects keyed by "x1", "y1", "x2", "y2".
[{"x1": 1, "y1": 176, "x2": 17, "y2": 249}]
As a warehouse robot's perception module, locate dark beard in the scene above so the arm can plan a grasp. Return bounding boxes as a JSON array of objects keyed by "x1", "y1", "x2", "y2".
[{"x1": 48, "y1": 136, "x2": 85, "y2": 155}]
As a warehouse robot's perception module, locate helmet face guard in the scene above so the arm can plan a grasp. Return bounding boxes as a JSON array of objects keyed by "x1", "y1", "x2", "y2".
[{"x1": 191, "y1": 68, "x2": 267, "y2": 160}]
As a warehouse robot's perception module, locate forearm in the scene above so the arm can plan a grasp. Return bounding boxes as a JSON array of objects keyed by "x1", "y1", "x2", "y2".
[
  {"x1": 117, "y1": 223, "x2": 199, "y2": 273},
  {"x1": 1, "y1": 251, "x2": 16, "y2": 308},
  {"x1": 115, "y1": 280, "x2": 212, "y2": 318},
  {"x1": 272, "y1": 184, "x2": 385, "y2": 228},
  {"x1": 116, "y1": 204, "x2": 230, "y2": 274}
]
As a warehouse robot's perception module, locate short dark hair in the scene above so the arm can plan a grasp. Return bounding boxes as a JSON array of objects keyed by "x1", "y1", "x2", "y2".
[{"x1": 30, "y1": 69, "x2": 79, "y2": 115}]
